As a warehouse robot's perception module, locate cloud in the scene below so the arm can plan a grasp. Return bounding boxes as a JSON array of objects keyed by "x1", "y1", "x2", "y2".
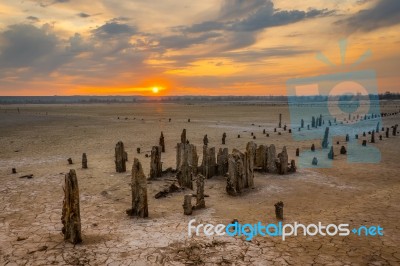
[
  {"x1": 26, "y1": 16, "x2": 40, "y2": 22},
  {"x1": 66, "y1": 33, "x2": 92, "y2": 54},
  {"x1": 219, "y1": 0, "x2": 267, "y2": 20},
  {"x1": 335, "y1": 0, "x2": 400, "y2": 32},
  {"x1": 182, "y1": 21, "x2": 224, "y2": 33},
  {"x1": 77, "y1": 12, "x2": 90, "y2": 18},
  {"x1": 110, "y1": 17, "x2": 131, "y2": 22},
  {"x1": 0, "y1": 24, "x2": 59, "y2": 68},
  {"x1": 230, "y1": 7, "x2": 335, "y2": 31},
  {"x1": 158, "y1": 32, "x2": 221, "y2": 49},
  {"x1": 180, "y1": 0, "x2": 335, "y2": 33},
  {"x1": 92, "y1": 21, "x2": 137, "y2": 39},
  {"x1": 39, "y1": 0, "x2": 70, "y2": 8},
  {"x1": 221, "y1": 47, "x2": 313, "y2": 62}
]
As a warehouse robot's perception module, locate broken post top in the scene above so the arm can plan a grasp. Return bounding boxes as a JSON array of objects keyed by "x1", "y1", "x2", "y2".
[{"x1": 181, "y1": 129, "x2": 187, "y2": 144}]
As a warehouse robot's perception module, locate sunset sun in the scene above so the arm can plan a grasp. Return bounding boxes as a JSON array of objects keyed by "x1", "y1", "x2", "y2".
[{"x1": 152, "y1": 87, "x2": 159, "y2": 93}]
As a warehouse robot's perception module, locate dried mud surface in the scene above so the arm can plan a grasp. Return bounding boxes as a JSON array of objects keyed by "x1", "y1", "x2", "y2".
[{"x1": 0, "y1": 103, "x2": 399, "y2": 265}]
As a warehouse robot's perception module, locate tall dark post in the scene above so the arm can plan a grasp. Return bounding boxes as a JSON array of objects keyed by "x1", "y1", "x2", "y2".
[
  {"x1": 275, "y1": 201, "x2": 284, "y2": 220},
  {"x1": 159, "y1": 132, "x2": 165, "y2": 152},
  {"x1": 127, "y1": 158, "x2": 148, "y2": 218},
  {"x1": 321, "y1": 127, "x2": 329, "y2": 148},
  {"x1": 115, "y1": 141, "x2": 127, "y2": 173},
  {"x1": 61, "y1": 169, "x2": 82, "y2": 244},
  {"x1": 82, "y1": 153, "x2": 87, "y2": 169},
  {"x1": 222, "y1": 132, "x2": 226, "y2": 145},
  {"x1": 278, "y1": 113, "x2": 282, "y2": 128}
]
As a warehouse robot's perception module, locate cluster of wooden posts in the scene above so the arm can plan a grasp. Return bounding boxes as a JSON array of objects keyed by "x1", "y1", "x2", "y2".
[
  {"x1": 60, "y1": 112, "x2": 400, "y2": 244},
  {"x1": 61, "y1": 126, "x2": 297, "y2": 244}
]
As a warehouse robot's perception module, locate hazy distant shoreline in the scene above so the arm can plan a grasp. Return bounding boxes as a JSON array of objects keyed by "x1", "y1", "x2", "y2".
[{"x1": 0, "y1": 94, "x2": 399, "y2": 104}]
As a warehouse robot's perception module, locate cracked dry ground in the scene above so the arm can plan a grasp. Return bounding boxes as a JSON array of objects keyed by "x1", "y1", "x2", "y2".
[{"x1": 0, "y1": 103, "x2": 399, "y2": 265}]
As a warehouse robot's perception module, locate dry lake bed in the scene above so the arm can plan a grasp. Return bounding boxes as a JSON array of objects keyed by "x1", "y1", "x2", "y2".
[{"x1": 0, "y1": 102, "x2": 399, "y2": 265}]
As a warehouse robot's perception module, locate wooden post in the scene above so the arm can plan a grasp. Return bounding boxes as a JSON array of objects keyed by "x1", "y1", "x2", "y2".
[
  {"x1": 159, "y1": 132, "x2": 165, "y2": 152},
  {"x1": 82, "y1": 153, "x2": 87, "y2": 169},
  {"x1": 126, "y1": 158, "x2": 148, "y2": 218},
  {"x1": 115, "y1": 141, "x2": 127, "y2": 173},
  {"x1": 183, "y1": 195, "x2": 193, "y2": 215},
  {"x1": 195, "y1": 175, "x2": 205, "y2": 209},
  {"x1": 61, "y1": 169, "x2": 82, "y2": 244},
  {"x1": 150, "y1": 146, "x2": 162, "y2": 179},
  {"x1": 274, "y1": 201, "x2": 284, "y2": 220}
]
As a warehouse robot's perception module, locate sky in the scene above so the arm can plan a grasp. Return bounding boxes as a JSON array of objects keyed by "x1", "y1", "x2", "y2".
[{"x1": 0, "y1": 0, "x2": 399, "y2": 96}]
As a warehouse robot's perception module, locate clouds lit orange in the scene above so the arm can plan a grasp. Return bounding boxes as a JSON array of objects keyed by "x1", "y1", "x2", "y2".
[{"x1": 0, "y1": 0, "x2": 399, "y2": 96}]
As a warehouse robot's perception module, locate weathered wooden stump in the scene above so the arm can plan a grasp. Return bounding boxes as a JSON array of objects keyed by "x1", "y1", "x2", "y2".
[
  {"x1": 222, "y1": 132, "x2": 226, "y2": 145},
  {"x1": 277, "y1": 146, "x2": 288, "y2": 175},
  {"x1": 188, "y1": 118, "x2": 191, "y2": 123},
  {"x1": 278, "y1": 113, "x2": 282, "y2": 128},
  {"x1": 201, "y1": 145, "x2": 216, "y2": 179},
  {"x1": 177, "y1": 161, "x2": 193, "y2": 189},
  {"x1": 159, "y1": 132, "x2": 165, "y2": 152},
  {"x1": 245, "y1": 142, "x2": 256, "y2": 187},
  {"x1": 346, "y1": 134, "x2": 349, "y2": 142},
  {"x1": 237, "y1": 134, "x2": 240, "y2": 138},
  {"x1": 67, "y1": 158, "x2": 73, "y2": 165},
  {"x1": 266, "y1": 144, "x2": 277, "y2": 173},
  {"x1": 217, "y1": 148, "x2": 229, "y2": 176},
  {"x1": 150, "y1": 146, "x2": 162, "y2": 179},
  {"x1": 61, "y1": 169, "x2": 82, "y2": 244},
  {"x1": 256, "y1": 145, "x2": 267, "y2": 171},
  {"x1": 203, "y1": 134, "x2": 208, "y2": 146},
  {"x1": 126, "y1": 158, "x2": 148, "y2": 218},
  {"x1": 274, "y1": 201, "x2": 284, "y2": 220},
  {"x1": 176, "y1": 142, "x2": 198, "y2": 189},
  {"x1": 379, "y1": 135, "x2": 382, "y2": 140},
  {"x1": 195, "y1": 175, "x2": 205, "y2": 209},
  {"x1": 82, "y1": 153, "x2": 87, "y2": 169},
  {"x1": 183, "y1": 194, "x2": 193, "y2": 215},
  {"x1": 295, "y1": 148, "x2": 299, "y2": 157},
  {"x1": 290, "y1": 160, "x2": 296, "y2": 173},
  {"x1": 312, "y1": 157, "x2": 318, "y2": 165},
  {"x1": 328, "y1": 146, "x2": 334, "y2": 159},
  {"x1": 321, "y1": 127, "x2": 329, "y2": 148},
  {"x1": 371, "y1": 130, "x2": 375, "y2": 143},
  {"x1": 226, "y1": 149, "x2": 245, "y2": 196},
  {"x1": 253, "y1": 135, "x2": 256, "y2": 139},
  {"x1": 181, "y1": 129, "x2": 187, "y2": 144},
  {"x1": 137, "y1": 147, "x2": 141, "y2": 154},
  {"x1": 386, "y1": 128, "x2": 389, "y2": 138},
  {"x1": 355, "y1": 134, "x2": 358, "y2": 139},
  {"x1": 115, "y1": 141, "x2": 127, "y2": 173},
  {"x1": 12, "y1": 168, "x2": 16, "y2": 174},
  {"x1": 362, "y1": 140, "x2": 367, "y2": 146},
  {"x1": 340, "y1": 146, "x2": 347, "y2": 154},
  {"x1": 283, "y1": 125, "x2": 287, "y2": 131},
  {"x1": 311, "y1": 144, "x2": 315, "y2": 152}
]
